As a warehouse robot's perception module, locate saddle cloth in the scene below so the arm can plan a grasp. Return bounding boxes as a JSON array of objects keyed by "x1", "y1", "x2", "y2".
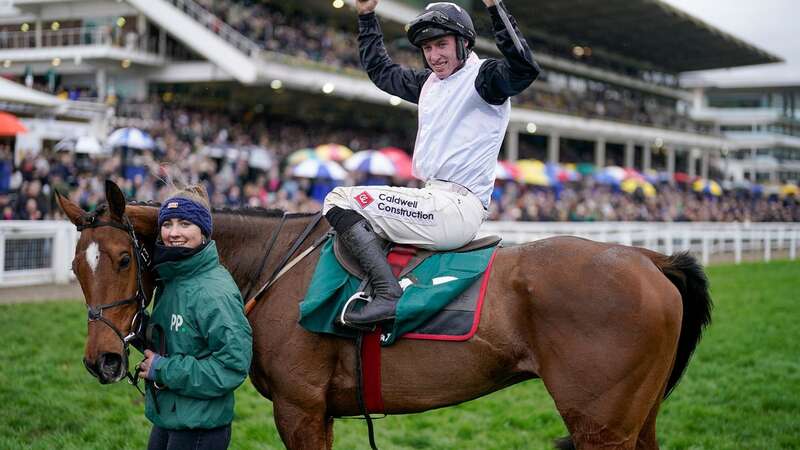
[{"x1": 299, "y1": 236, "x2": 499, "y2": 346}]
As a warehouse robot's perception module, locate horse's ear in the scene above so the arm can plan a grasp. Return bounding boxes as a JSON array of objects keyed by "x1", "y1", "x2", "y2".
[
  {"x1": 105, "y1": 179, "x2": 127, "y2": 220},
  {"x1": 126, "y1": 205, "x2": 159, "y2": 238},
  {"x1": 55, "y1": 189, "x2": 87, "y2": 228}
]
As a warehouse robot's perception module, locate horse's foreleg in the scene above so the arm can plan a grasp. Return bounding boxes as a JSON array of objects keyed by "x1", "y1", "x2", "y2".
[{"x1": 273, "y1": 399, "x2": 333, "y2": 450}]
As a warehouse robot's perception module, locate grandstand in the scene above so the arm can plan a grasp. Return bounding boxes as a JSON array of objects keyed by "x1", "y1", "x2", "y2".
[
  {"x1": 684, "y1": 76, "x2": 800, "y2": 185},
  {"x1": 0, "y1": 0, "x2": 783, "y2": 169}
]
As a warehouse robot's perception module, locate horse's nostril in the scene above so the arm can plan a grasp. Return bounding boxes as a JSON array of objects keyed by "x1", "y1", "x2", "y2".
[{"x1": 98, "y1": 353, "x2": 124, "y2": 381}]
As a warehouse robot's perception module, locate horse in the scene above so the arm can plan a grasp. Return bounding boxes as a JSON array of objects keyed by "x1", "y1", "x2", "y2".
[{"x1": 57, "y1": 180, "x2": 711, "y2": 450}]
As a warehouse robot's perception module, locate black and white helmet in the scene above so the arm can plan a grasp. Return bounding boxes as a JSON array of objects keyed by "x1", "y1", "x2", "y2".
[{"x1": 406, "y1": 2, "x2": 477, "y2": 54}]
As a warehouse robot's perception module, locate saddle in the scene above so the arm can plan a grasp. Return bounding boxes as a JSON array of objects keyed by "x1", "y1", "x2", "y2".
[{"x1": 332, "y1": 234, "x2": 502, "y2": 281}]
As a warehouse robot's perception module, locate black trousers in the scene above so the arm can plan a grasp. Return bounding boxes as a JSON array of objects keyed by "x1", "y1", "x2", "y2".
[{"x1": 147, "y1": 424, "x2": 231, "y2": 450}]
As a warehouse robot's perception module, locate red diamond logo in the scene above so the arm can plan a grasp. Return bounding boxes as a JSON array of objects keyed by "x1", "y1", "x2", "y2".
[{"x1": 354, "y1": 191, "x2": 374, "y2": 209}]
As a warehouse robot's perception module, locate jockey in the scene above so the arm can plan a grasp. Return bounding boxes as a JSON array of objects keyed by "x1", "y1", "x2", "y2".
[{"x1": 323, "y1": 0, "x2": 540, "y2": 326}]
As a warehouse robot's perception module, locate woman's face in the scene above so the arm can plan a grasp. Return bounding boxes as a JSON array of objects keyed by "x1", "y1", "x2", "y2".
[{"x1": 160, "y1": 218, "x2": 204, "y2": 248}]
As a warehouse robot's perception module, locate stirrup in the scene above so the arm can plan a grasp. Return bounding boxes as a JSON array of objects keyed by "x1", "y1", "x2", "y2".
[{"x1": 339, "y1": 291, "x2": 377, "y2": 332}]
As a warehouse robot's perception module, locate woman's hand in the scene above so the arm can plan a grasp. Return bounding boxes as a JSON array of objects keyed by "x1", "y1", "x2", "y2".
[
  {"x1": 137, "y1": 349, "x2": 160, "y2": 381},
  {"x1": 356, "y1": 0, "x2": 378, "y2": 15},
  {"x1": 482, "y1": 0, "x2": 497, "y2": 6}
]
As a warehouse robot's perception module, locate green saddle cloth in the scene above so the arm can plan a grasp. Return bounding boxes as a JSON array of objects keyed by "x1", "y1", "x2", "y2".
[{"x1": 299, "y1": 238, "x2": 495, "y2": 346}]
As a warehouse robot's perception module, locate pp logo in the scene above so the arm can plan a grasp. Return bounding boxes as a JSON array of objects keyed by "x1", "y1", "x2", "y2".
[
  {"x1": 170, "y1": 314, "x2": 184, "y2": 331},
  {"x1": 354, "y1": 191, "x2": 374, "y2": 209}
]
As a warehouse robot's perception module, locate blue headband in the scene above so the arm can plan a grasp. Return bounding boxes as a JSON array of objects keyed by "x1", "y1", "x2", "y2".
[{"x1": 158, "y1": 197, "x2": 213, "y2": 237}]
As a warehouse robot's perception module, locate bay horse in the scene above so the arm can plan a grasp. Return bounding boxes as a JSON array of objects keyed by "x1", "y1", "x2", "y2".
[{"x1": 57, "y1": 180, "x2": 711, "y2": 450}]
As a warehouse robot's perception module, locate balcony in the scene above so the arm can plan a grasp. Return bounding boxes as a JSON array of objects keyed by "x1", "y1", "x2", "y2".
[{"x1": 0, "y1": 27, "x2": 165, "y2": 66}]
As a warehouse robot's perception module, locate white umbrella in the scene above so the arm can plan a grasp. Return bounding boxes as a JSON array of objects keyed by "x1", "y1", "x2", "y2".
[
  {"x1": 248, "y1": 147, "x2": 274, "y2": 170},
  {"x1": 107, "y1": 127, "x2": 155, "y2": 150},
  {"x1": 344, "y1": 150, "x2": 396, "y2": 176},
  {"x1": 54, "y1": 136, "x2": 106, "y2": 155},
  {"x1": 292, "y1": 159, "x2": 347, "y2": 180}
]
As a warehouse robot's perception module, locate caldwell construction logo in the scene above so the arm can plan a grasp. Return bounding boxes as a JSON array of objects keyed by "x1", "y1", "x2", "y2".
[{"x1": 354, "y1": 191, "x2": 374, "y2": 208}]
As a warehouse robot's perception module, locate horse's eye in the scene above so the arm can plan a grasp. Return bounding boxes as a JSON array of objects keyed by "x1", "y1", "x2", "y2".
[{"x1": 119, "y1": 255, "x2": 131, "y2": 269}]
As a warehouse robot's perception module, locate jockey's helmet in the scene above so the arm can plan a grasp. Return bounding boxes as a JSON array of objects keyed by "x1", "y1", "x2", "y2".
[{"x1": 406, "y1": 2, "x2": 476, "y2": 63}]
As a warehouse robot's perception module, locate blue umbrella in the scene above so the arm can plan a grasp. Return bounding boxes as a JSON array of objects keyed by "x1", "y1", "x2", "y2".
[{"x1": 107, "y1": 127, "x2": 155, "y2": 150}]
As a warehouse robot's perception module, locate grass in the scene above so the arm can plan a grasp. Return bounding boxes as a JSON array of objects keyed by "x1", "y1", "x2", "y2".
[{"x1": 1, "y1": 260, "x2": 798, "y2": 449}]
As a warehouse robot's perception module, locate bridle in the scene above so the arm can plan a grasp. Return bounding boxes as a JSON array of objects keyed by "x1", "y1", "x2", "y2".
[{"x1": 77, "y1": 211, "x2": 152, "y2": 389}]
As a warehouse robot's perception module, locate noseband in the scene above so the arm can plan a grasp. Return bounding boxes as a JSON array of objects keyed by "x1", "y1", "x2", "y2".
[{"x1": 78, "y1": 212, "x2": 152, "y2": 389}]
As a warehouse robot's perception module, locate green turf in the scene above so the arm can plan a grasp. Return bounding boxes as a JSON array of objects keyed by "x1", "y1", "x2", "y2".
[{"x1": 1, "y1": 260, "x2": 798, "y2": 449}]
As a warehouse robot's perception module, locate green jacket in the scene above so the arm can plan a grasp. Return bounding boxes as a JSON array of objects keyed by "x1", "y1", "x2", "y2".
[{"x1": 145, "y1": 241, "x2": 253, "y2": 430}]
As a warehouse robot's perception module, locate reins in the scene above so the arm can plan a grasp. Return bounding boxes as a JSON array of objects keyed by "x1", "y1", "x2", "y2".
[{"x1": 244, "y1": 212, "x2": 328, "y2": 315}]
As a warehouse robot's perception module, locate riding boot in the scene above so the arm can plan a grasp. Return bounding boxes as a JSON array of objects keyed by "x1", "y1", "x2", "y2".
[{"x1": 340, "y1": 219, "x2": 403, "y2": 325}]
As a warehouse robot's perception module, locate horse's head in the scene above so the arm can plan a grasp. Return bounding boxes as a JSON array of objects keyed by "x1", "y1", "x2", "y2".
[{"x1": 56, "y1": 180, "x2": 157, "y2": 384}]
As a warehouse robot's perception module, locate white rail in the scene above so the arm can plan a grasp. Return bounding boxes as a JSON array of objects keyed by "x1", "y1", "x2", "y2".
[
  {"x1": 480, "y1": 221, "x2": 800, "y2": 266},
  {"x1": 0, "y1": 221, "x2": 797, "y2": 288}
]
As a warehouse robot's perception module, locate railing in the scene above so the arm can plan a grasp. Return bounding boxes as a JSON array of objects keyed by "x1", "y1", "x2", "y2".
[
  {"x1": 1, "y1": 220, "x2": 797, "y2": 288},
  {"x1": 163, "y1": 0, "x2": 262, "y2": 57},
  {"x1": 480, "y1": 221, "x2": 800, "y2": 266},
  {"x1": 0, "y1": 221, "x2": 78, "y2": 287},
  {"x1": 0, "y1": 27, "x2": 158, "y2": 53}
]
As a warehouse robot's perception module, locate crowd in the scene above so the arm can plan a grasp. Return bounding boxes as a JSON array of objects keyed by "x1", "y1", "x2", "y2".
[
  {"x1": 2, "y1": 131, "x2": 797, "y2": 224},
  {"x1": 489, "y1": 181, "x2": 798, "y2": 223}
]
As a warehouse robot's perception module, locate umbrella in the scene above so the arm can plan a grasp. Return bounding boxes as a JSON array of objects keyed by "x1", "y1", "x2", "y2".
[
  {"x1": 692, "y1": 179, "x2": 722, "y2": 196},
  {"x1": 286, "y1": 148, "x2": 317, "y2": 166},
  {"x1": 595, "y1": 166, "x2": 626, "y2": 185},
  {"x1": 345, "y1": 150, "x2": 396, "y2": 176},
  {"x1": 552, "y1": 162, "x2": 581, "y2": 183},
  {"x1": 292, "y1": 159, "x2": 347, "y2": 180},
  {"x1": 780, "y1": 183, "x2": 799, "y2": 197},
  {"x1": 379, "y1": 147, "x2": 413, "y2": 179},
  {"x1": 107, "y1": 127, "x2": 155, "y2": 150},
  {"x1": 621, "y1": 178, "x2": 657, "y2": 198},
  {"x1": 673, "y1": 172, "x2": 692, "y2": 183},
  {"x1": 315, "y1": 143, "x2": 353, "y2": 162},
  {"x1": 0, "y1": 111, "x2": 27, "y2": 136},
  {"x1": 495, "y1": 160, "x2": 519, "y2": 181},
  {"x1": 54, "y1": 136, "x2": 105, "y2": 155},
  {"x1": 247, "y1": 146, "x2": 274, "y2": 170},
  {"x1": 516, "y1": 159, "x2": 551, "y2": 186}
]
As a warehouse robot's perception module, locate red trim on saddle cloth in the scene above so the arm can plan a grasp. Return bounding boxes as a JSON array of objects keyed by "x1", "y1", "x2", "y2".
[
  {"x1": 360, "y1": 245, "x2": 498, "y2": 413},
  {"x1": 402, "y1": 247, "x2": 498, "y2": 341},
  {"x1": 361, "y1": 245, "x2": 416, "y2": 413}
]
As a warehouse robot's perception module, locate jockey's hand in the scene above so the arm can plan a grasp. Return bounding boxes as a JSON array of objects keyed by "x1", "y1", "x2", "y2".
[
  {"x1": 356, "y1": 0, "x2": 378, "y2": 15},
  {"x1": 481, "y1": 0, "x2": 497, "y2": 6}
]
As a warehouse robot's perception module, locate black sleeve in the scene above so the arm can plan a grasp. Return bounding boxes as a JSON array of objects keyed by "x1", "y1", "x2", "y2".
[
  {"x1": 358, "y1": 12, "x2": 432, "y2": 104},
  {"x1": 475, "y1": 5, "x2": 541, "y2": 105}
]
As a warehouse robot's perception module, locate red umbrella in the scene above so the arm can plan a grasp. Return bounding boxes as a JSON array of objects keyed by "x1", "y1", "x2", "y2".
[
  {"x1": 379, "y1": 146, "x2": 413, "y2": 179},
  {"x1": 0, "y1": 112, "x2": 27, "y2": 136}
]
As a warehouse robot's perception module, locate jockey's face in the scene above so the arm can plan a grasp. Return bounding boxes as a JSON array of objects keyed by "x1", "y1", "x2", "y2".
[
  {"x1": 160, "y1": 218, "x2": 204, "y2": 249},
  {"x1": 422, "y1": 35, "x2": 460, "y2": 79}
]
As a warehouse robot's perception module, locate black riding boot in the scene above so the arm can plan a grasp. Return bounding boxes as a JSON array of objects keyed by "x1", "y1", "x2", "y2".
[{"x1": 340, "y1": 219, "x2": 403, "y2": 325}]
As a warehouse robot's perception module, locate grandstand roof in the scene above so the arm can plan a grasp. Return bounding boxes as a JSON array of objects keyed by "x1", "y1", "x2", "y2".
[{"x1": 513, "y1": 0, "x2": 782, "y2": 72}]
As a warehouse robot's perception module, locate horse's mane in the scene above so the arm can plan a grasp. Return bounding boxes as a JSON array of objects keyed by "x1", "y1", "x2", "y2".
[{"x1": 126, "y1": 200, "x2": 319, "y2": 219}]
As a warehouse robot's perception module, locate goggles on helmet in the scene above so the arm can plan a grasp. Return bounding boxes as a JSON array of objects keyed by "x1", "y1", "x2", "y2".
[{"x1": 407, "y1": 10, "x2": 474, "y2": 47}]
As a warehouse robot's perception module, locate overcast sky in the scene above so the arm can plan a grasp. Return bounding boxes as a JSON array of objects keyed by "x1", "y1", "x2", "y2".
[{"x1": 661, "y1": 0, "x2": 798, "y2": 86}]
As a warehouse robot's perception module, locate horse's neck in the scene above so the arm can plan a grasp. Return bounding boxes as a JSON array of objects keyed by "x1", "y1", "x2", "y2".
[{"x1": 211, "y1": 212, "x2": 324, "y2": 292}]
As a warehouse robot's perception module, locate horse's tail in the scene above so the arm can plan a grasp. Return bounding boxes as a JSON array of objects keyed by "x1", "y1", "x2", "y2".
[{"x1": 641, "y1": 249, "x2": 713, "y2": 398}]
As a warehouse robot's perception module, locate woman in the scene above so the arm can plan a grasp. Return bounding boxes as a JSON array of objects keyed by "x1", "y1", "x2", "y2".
[{"x1": 136, "y1": 184, "x2": 252, "y2": 450}]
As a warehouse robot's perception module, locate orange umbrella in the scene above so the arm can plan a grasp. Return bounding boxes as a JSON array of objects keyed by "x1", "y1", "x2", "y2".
[{"x1": 0, "y1": 111, "x2": 27, "y2": 136}]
